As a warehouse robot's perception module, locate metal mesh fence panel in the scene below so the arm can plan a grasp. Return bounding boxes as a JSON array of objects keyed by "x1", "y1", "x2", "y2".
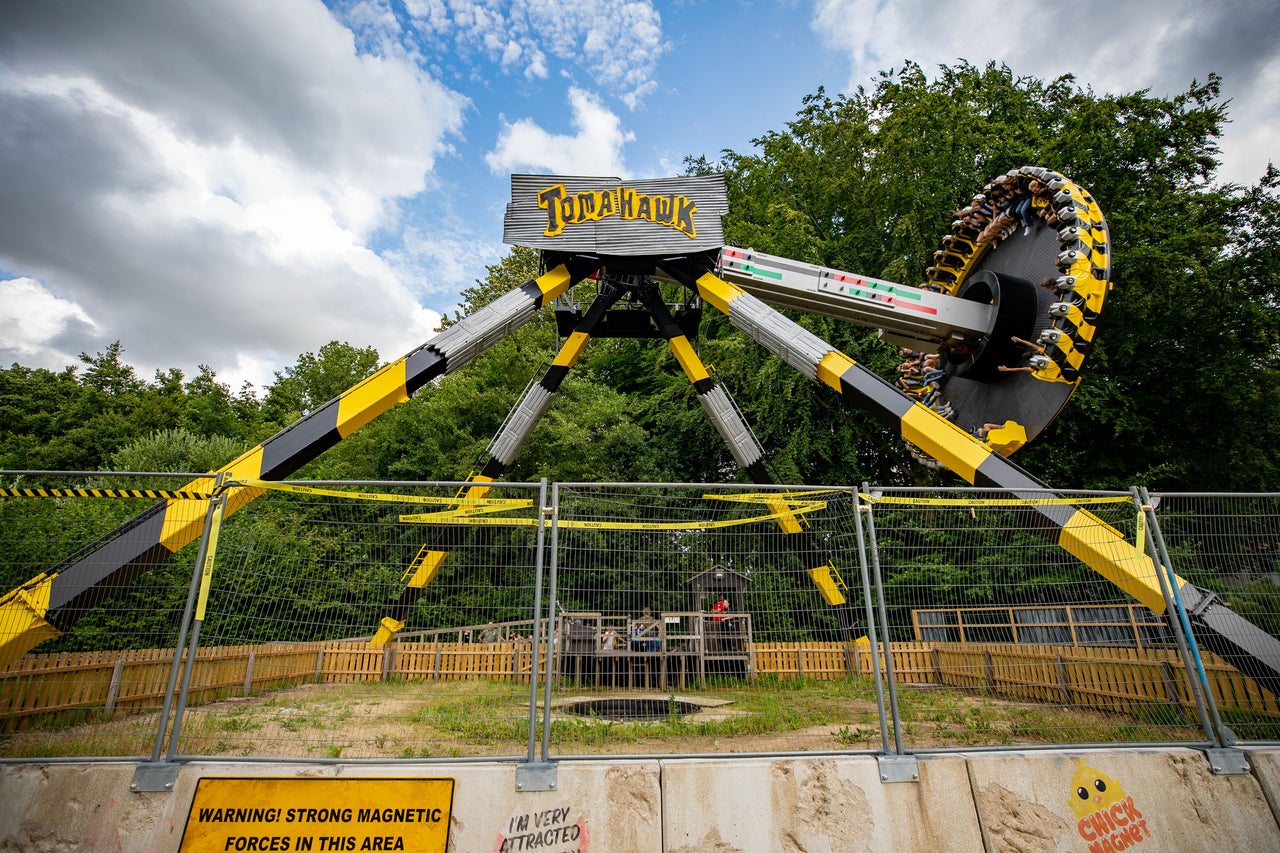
[
  {"x1": 544, "y1": 483, "x2": 882, "y2": 756},
  {"x1": 0, "y1": 472, "x2": 211, "y2": 758},
  {"x1": 1149, "y1": 493, "x2": 1280, "y2": 741},
  {"x1": 166, "y1": 480, "x2": 546, "y2": 761},
  {"x1": 10, "y1": 475, "x2": 1280, "y2": 761},
  {"x1": 862, "y1": 487, "x2": 1211, "y2": 751}
]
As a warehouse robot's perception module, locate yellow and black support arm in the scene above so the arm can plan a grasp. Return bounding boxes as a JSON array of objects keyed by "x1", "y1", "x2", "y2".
[
  {"x1": 636, "y1": 282, "x2": 850, "y2": 610},
  {"x1": 371, "y1": 277, "x2": 623, "y2": 645},
  {"x1": 0, "y1": 258, "x2": 601, "y2": 665},
  {"x1": 667, "y1": 260, "x2": 1280, "y2": 698}
]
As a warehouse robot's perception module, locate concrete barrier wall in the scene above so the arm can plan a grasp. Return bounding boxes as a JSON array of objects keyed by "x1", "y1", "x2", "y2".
[
  {"x1": 0, "y1": 760, "x2": 664, "y2": 853},
  {"x1": 1, "y1": 749, "x2": 1278, "y2": 852},
  {"x1": 661, "y1": 755, "x2": 985, "y2": 852},
  {"x1": 966, "y1": 749, "x2": 1280, "y2": 853}
]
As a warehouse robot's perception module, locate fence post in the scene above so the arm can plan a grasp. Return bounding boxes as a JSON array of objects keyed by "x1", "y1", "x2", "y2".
[
  {"x1": 147, "y1": 473, "x2": 225, "y2": 764},
  {"x1": 523, "y1": 479, "x2": 551, "y2": 767},
  {"x1": 314, "y1": 648, "x2": 325, "y2": 683},
  {"x1": 1135, "y1": 487, "x2": 1219, "y2": 745},
  {"x1": 854, "y1": 485, "x2": 894, "y2": 755},
  {"x1": 537, "y1": 480, "x2": 558, "y2": 765},
  {"x1": 243, "y1": 651, "x2": 255, "y2": 697},
  {"x1": 1055, "y1": 654, "x2": 1073, "y2": 706},
  {"x1": 1161, "y1": 661, "x2": 1185, "y2": 712},
  {"x1": 164, "y1": 490, "x2": 229, "y2": 761},
  {"x1": 104, "y1": 658, "x2": 125, "y2": 719}
]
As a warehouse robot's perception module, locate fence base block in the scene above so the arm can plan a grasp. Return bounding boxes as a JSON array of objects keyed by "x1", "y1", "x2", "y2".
[
  {"x1": 130, "y1": 762, "x2": 178, "y2": 792},
  {"x1": 6, "y1": 751, "x2": 1280, "y2": 852},
  {"x1": 515, "y1": 760, "x2": 558, "y2": 791},
  {"x1": 877, "y1": 754, "x2": 919, "y2": 783},
  {"x1": 1205, "y1": 747, "x2": 1251, "y2": 775}
]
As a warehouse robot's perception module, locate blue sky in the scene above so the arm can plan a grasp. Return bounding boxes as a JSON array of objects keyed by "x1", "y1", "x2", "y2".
[{"x1": 2, "y1": 0, "x2": 1276, "y2": 394}]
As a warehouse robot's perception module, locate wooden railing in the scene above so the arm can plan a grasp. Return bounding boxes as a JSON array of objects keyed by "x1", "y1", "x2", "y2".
[{"x1": 3, "y1": 638, "x2": 1278, "y2": 733}]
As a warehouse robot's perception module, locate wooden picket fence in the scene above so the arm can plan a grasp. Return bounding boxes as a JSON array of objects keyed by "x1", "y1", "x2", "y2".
[
  {"x1": 752, "y1": 640, "x2": 967, "y2": 684},
  {"x1": 0, "y1": 639, "x2": 549, "y2": 733},
  {"x1": 3, "y1": 638, "x2": 1278, "y2": 734},
  {"x1": 319, "y1": 640, "x2": 546, "y2": 684},
  {"x1": 0, "y1": 643, "x2": 327, "y2": 732},
  {"x1": 754, "y1": 640, "x2": 1280, "y2": 718}
]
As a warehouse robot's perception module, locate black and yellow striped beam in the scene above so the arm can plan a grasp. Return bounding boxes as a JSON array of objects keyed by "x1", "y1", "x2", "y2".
[
  {"x1": 638, "y1": 284, "x2": 850, "y2": 608},
  {"x1": 371, "y1": 282, "x2": 621, "y2": 645},
  {"x1": 677, "y1": 253, "x2": 1280, "y2": 701},
  {"x1": 0, "y1": 260, "x2": 599, "y2": 663},
  {"x1": 678, "y1": 264, "x2": 1169, "y2": 614}
]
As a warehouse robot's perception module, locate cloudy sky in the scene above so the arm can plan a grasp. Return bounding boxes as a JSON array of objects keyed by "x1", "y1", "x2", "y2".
[{"x1": 2, "y1": 0, "x2": 1276, "y2": 395}]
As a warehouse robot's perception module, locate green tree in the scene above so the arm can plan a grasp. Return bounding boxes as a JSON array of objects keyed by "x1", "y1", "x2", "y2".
[
  {"x1": 0, "y1": 364, "x2": 86, "y2": 468},
  {"x1": 261, "y1": 341, "x2": 382, "y2": 426},
  {"x1": 708, "y1": 63, "x2": 1280, "y2": 491},
  {"x1": 79, "y1": 341, "x2": 144, "y2": 396},
  {"x1": 182, "y1": 365, "x2": 242, "y2": 438},
  {"x1": 110, "y1": 428, "x2": 245, "y2": 474}
]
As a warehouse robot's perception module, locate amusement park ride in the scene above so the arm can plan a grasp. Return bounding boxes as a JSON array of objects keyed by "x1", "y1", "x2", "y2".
[{"x1": 3, "y1": 167, "x2": 1280, "y2": 700}]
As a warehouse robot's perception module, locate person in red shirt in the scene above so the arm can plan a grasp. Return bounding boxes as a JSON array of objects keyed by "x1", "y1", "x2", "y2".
[{"x1": 712, "y1": 595, "x2": 729, "y2": 622}]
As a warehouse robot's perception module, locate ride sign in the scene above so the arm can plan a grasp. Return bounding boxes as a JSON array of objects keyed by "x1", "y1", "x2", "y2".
[{"x1": 503, "y1": 173, "x2": 728, "y2": 254}]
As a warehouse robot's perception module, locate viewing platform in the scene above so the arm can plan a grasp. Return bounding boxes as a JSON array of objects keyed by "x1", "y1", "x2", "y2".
[{"x1": 557, "y1": 610, "x2": 754, "y2": 688}]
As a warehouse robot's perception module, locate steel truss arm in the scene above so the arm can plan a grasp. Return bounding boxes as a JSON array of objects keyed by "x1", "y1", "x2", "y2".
[
  {"x1": 634, "y1": 283, "x2": 852, "y2": 611},
  {"x1": 667, "y1": 262, "x2": 1280, "y2": 698},
  {"x1": 0, "y1": 259, "x2": 601, "y2": 665},
  {"x1": 376, "y1": 274, "x2": 856, "y2": 645},
  {"x1": 370, "y1": 279, "x2": 624, "y2": 645}
]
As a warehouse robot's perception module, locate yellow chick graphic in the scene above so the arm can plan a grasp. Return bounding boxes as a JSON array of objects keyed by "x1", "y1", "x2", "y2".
[{"x1": 1067, "y1": 759, "x2": 1126, "y2": 819}]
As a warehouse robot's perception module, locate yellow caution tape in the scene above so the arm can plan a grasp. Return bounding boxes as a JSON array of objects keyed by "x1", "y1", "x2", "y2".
[
  {"x1": 227, "y1": 478, "x2": 529, "y2": 506},
  {"x1": 401, "y1": 494, "x2": 831, "y2": 531},
  {"x1": 858, "y1": 493, "x2": 1131, "y2": 507},
  {"x1": 0, "y1": 487, "x2": 214, "y2": 500}
]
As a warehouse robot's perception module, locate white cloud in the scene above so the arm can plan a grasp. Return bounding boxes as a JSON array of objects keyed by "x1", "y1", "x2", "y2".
[
  {"x1": 811, "y1": 0, "x2": 1280, "y2": 185},
  {"x1": 485, "y1": 87, "x2": 635, "y2": 176},
  {"x1": 404, "y1": 0, "x2": 668, "y2": 109},
  {"x1": 0, "y1": 0, "x2": 462, "y2": 392},
  {"x1": 387, "y1": 228, "x2": 508, "y2": 298},
  {"x1": 0, "y1": 277, "x2": 99, "y2": 368}
]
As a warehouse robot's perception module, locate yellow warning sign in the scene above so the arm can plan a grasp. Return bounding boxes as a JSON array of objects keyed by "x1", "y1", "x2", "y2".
[{"x1": 180, "y1": 777, "x2": 454, "y2": 852}]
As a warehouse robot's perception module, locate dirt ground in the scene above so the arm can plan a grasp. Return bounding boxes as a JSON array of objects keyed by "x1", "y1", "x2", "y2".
[{"x1": 2, "y1": 677, "x2": 1196, "y2": 761}]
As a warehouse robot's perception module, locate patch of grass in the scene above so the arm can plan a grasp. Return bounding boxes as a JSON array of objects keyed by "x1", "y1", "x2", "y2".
[
  {"x1": 2, "y1": 707, "x2": 103, "y2": 736},
  {"x1": 215, "y1": 713, "x2": 261, "y2": 733},
  {"x1": 834, "y1": 725, "x2": 877, "y2": 746},
  {"x1": 1218, "y1": 707, "x2": 1280, "y2": 741},
  {"x1": 410, "y1": 689, "x2": 528, "y2": 745},
  {"x1": 0, "y1": 672, "x2": 1228, "y2": 760},
  {"x1": 1128, "y1": 702, "x2": 1197, "y2": 728}
]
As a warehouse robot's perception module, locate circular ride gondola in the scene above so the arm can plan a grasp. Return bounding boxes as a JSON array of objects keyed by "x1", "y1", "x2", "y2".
[{"x1": 905, "y1": 166, "x2": 1111, "y2": 461}]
